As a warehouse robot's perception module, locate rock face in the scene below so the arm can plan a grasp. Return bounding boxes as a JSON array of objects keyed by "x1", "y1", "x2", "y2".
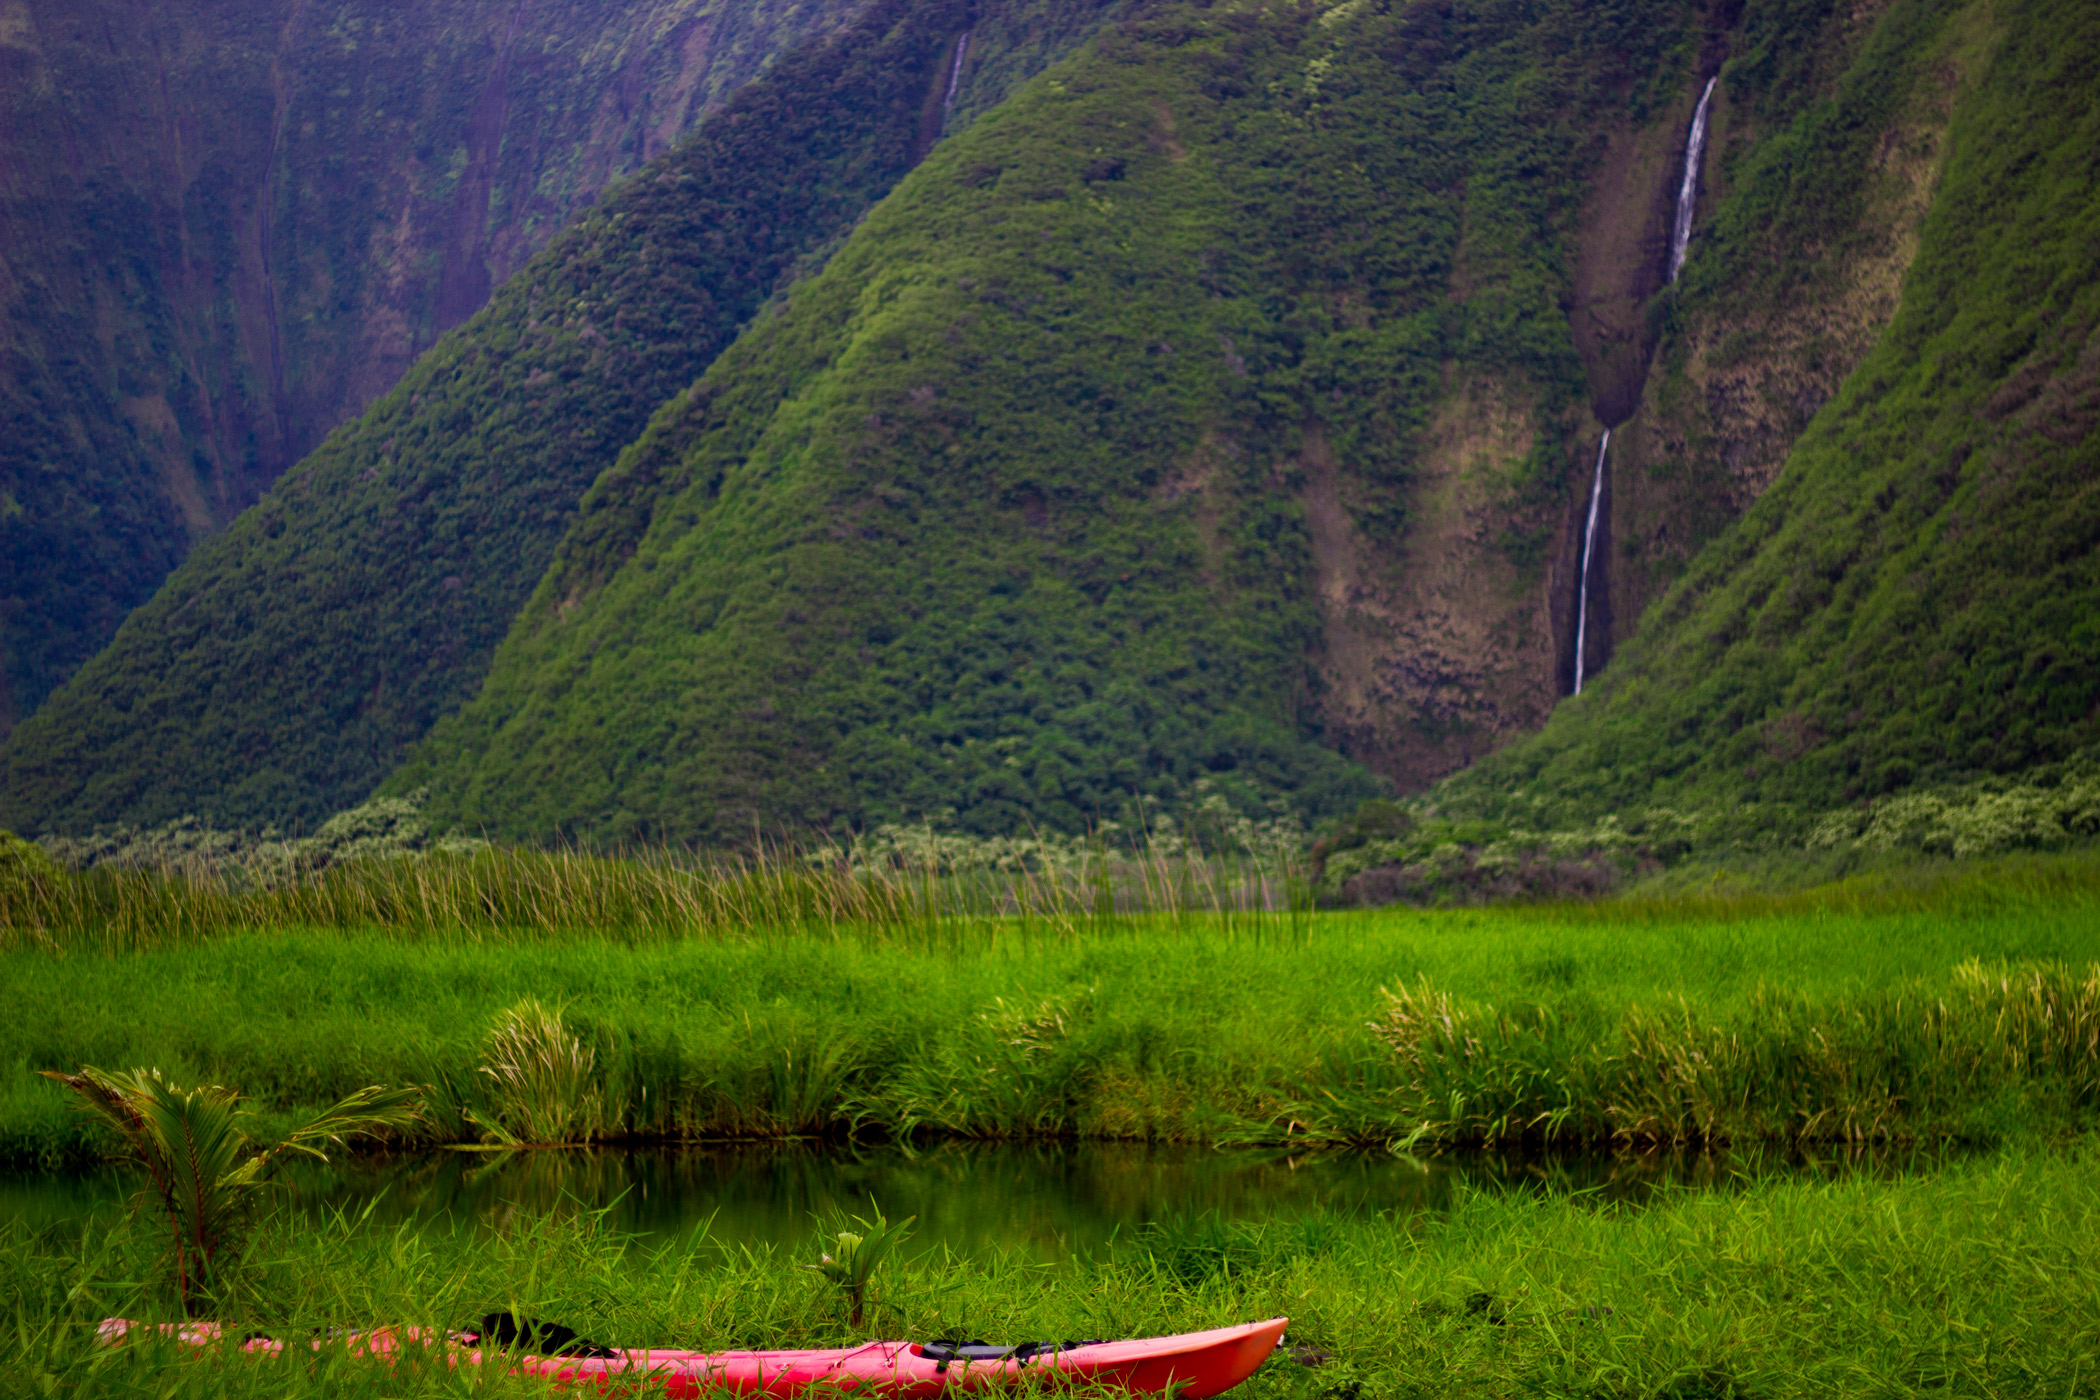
[
  {"x1": 0, "y1": 0, "x2": 850, "y2": 727},
  {"x1": 9, "y1": 0, "x2": 2090, "y2": 847},
  {"x1": 0, "y1": 0, "x2": 1125, "y2": 836},
  {"x1": 1433, "y1": 0, "x2": 2100, "y2": 833}
]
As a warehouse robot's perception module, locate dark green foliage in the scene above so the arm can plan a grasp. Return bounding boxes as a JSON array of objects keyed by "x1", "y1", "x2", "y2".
[
  {"x1": 0, "y1": 829, "x2": 65, "y2": 919},
  {"x1": 1435, "y1": 0, "x2": 2100, "y2": 842},
  {"x1": 398, "y1": 0, "x2": 1701, "y2": 843},
  {"x1": 2, "y1": 0, "x2": 1114, "y2": 835},
  {"x1": 0, "y1": 0, "x2": 855, "y2": 728},
  {"x1": 21, "y1": 0, "x2": 2078, "y2": 855},
  {"x1": 1308, "y1": 800, "x2": 1415, "y2": 873}
]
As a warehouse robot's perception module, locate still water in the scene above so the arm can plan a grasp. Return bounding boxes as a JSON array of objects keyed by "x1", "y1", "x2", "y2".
[{"x1": 0, "y1": 1141, "x2": 1908, "y2": 1261}]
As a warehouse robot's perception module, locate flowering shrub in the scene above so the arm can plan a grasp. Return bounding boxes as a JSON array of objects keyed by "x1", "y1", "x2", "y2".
[
  {"x1": 38, "y1": 788, "x2": 485, "y2": 876},
  {"x1": 1809, "y1": 757, "x2": 2100, "y2": 858}
]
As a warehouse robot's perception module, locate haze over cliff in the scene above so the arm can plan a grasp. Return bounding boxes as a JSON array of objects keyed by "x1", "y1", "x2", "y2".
[{"x1": 0, "y1": 0, "x2": 852, "y2": 726}]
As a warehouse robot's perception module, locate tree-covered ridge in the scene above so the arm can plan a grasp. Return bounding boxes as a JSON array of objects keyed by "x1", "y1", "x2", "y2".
[
  {"x1": 0, "y1": 0, "x2": 858, "y2": 729},
  {"x1": 0, "y1": 0, "x2": 1085, "y2": 836},
  {"x1": 1428, "y1": 0, "x2": 2100, "y2": 846},
  {"x1": 393, "y1": 0, "x2": 1711, "y2": 844}
]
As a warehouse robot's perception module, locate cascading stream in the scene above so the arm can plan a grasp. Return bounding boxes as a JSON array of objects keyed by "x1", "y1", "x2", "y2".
[
  {"x1": 1573, "y1": 429, "x2": 1610, "y2": 695},
  {"x1": 1573, "y1": 76, "x2": 1716, "y2": 696},
  {"x1": 943, "y1": 31, "x2": 970, "y2": 111},
  {"x1": 1669, "y1": 76, "x2": 1718, "y2": 282}
]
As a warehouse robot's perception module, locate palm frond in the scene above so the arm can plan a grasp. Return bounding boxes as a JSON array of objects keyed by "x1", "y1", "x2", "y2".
[
  {"x1": 235, "y1": 1083, "x2": 423, "y2": 1180},
  {"x1": 41, "y1": 1064, "x2": 419, "y2": 1314}
]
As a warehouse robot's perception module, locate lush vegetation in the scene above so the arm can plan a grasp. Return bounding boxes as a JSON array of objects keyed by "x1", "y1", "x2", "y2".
[
  {"x1": 0, "y1": 0, "x2": 858, "y2": 729},
  {"x1": 1, "y1": 0, "x2": 1120, "y2": 836},
  {"x1": 390, "y1": 0, "x2": 1716, "y2": 844},
  {"x1": 19, "y1": 0, "x2": 2080, "y2": 861},
  {"x1": 5, "y1": 850, "x2": 2097, "y2": 1165},
  {"x1": 37, "y1": 1067, "x2": 418, "y2": 1314},
  {"x1": 9, "y1": 1144, "x2": 2100, "y2": 1396},
  {"x1": 1426, "y1": 0, "x2": 2100, "y2": 856}
]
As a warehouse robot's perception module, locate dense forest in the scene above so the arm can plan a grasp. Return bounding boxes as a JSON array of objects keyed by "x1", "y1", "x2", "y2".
[
  {"x1": 2, "y1": 0, "x2": 1125, "y2": 834},
  {"x1": 0, "y1": 0, "x2": 863, "y2": 729},
  {"x1": 4, "y1": 0, "x2": 2095, "y2": 874},
  {"x1": 391, "y1": 0, "x2": 1701, "y2": 841},
  {"x1": 1425, "y1": 0, "x2": 2100, "y2": 846}
]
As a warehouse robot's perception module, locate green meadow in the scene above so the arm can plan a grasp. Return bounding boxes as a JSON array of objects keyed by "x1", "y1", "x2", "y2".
[
  {"x1": 6, "y1": 849, "x2": 2100, "y2": 1164},
  {"x1": 6, "y1": 847, "x2": 2100, "y2": 1397},
  {"x1": 8, "y1": 1145, "x2": 2099, "y2": 1398}
]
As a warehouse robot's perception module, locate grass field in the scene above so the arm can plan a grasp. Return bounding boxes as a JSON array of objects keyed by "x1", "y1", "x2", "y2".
[
  {"x1": 7, "y1": 1142, "x2": 2099, "y2": 1398},
  {"x1": 8, "y1": 850, "x2": 2100, "y2": 1396},
  {"x1": 6, "y1": 850, "x2": 2099, "y2": 1164}
]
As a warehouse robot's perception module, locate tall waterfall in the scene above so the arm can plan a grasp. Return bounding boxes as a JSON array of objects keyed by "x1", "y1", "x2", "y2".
[
  {"x1": 943, "y1": 32, "x2": 970, "y2": 111},
  {"x1": 1573, "y1": 429, "x2": 1611, "y2": 695},
  {"x1": 1668, "y1": 77, "x2": 1718, "y2": 282}
]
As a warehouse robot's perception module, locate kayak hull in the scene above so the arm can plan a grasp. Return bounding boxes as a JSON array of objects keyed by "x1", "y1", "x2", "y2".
[
  {"x1": 100, "y1": 1316, "x2": 1289, "y2": 1399},
  {"x1": 532, "y1": 1318, "x2": 1288, "y2": 1399}
]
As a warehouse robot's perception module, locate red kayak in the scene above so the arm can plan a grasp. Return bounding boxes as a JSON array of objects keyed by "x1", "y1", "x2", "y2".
[{"x1": 100, "y1": 1316, "x2": 1288, "y2": 1398}]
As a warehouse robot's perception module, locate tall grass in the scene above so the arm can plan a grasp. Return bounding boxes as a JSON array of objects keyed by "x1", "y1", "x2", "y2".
[
  {"x1": 7, "y1": 944, "x2": 2099, "y2": 1160},
  {"x1": 467, "y1": 1001, "x2": 605, "y2": 1147},
  {"x1": 3, "y1": 837, "x2": 1314, "y2": 955},
  {"x1": 17, "y1": 835, "x2": 2100, "y2": 959},
  {"x1": 6, "y1": 850, "x2": 2097, "y2": 1161},
  {"x1": 8, "y1": 1143, "x2": 2100, "y2": 1397},
  {"x1": 1319, "y1": 959, "x2": 2100, "y2": 1146}
]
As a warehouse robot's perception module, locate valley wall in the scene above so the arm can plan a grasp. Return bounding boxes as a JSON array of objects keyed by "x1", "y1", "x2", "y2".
[{"x1": 0, "y1": 0, "x2": 851, "y2": 726}]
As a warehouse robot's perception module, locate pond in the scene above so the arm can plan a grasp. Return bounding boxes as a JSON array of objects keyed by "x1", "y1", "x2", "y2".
[{"x1": 0, "y1": 1140, "x2": 1927, "y2": 1262}]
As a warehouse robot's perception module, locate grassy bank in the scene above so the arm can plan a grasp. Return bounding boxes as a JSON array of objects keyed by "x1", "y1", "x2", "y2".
[
  {"x1": 8, "y1": 1144, "x2": 2100, "y2": 1397},
  {"x1": 5, "y1": 854, "x2": 2098, "y2": 1164}
]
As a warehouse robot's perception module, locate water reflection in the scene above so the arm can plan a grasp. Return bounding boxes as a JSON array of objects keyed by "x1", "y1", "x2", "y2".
[{"x1": 0, "y1": 1140, "x2": 1953, "y2": 1261}]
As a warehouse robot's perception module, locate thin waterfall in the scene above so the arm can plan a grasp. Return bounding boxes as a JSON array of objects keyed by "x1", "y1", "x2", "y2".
[
  {"x1": 1573, "y1": 429, "x2": 1610, "y2": 695},
  {"x1": 943, "y1": 31, "x2": 970, "y2": 111},
  {"x1": 1668, "y1": 76, "x2": 1718, "y2": 282}
]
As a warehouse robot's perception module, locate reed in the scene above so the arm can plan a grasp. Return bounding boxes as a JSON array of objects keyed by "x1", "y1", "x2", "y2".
[
  {"x1": 1329, "y1": 959, "x2": 2100, "y2": 1146},
  {"x1": 5, "y1": 853, "x2": 2097, "y2": 1163},
  {"x1": 8, "y1": 943, "x2": 2100, "y2": 1162},
  {"x1": 7, "y1": 1142, "x2": 2100, "y2": 1398},
  {"x1": 467, "y1": 1001, "x2": 605, "y2": 1147},
  {"x1": 4, "y1": 834, "x2": 1315, "y2": 956}
]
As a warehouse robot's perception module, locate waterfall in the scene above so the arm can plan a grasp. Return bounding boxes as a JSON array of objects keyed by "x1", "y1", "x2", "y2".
[
  {"x1": 1573, "y1": 429, "x2": 1610, "y2": 695},
  {"x1": 943, "y1": 31, "x2": 970, "y2": 111},
  {"x1": 1668, "y1": 76, "x2": 1718, "y2": 283}
]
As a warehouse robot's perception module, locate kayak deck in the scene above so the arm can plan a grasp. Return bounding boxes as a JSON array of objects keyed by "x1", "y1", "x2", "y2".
[{"x1": 100, "y1": 1315, "x2": 1289, "y2": 1398}]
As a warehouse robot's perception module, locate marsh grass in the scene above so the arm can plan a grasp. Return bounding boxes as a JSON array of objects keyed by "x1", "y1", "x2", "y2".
[
  {"x1": 7, "y1": 1143, "x2": 2100, "y2": 1397},
  {"x1": 9, "y1": 952, "x2": 2100, "y2": 1164},
  {"x1": 1336, "y1": 959, "x2": 2100, "y2": 1147},
  {"x1": 6, "y1": 836, "x2": 1314, "y2": 956},
  {"x1": 5, "y1": 852, "x2": 2098, "y2": 1163},
  {"x1": 466, "y1": 1001, "x2": 606, "y2": 1147}
]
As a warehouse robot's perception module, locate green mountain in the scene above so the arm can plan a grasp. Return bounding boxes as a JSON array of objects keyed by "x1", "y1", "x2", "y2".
[
  {"x1": 9, "y1": 0, "x2": 2096, "y2": 863},
  {"x1": 0, "y1": 0, "x2": 1123, "y2": 834},
  {"x1": 0, "y1": 0, "x2": 858, "y2": 730},
  {"x1": 386, "y1": 0, "x2": 1711, "y2": 842},
  {"x1": 1421, "y1": 0, "x2": 2100, "y2": 849}
]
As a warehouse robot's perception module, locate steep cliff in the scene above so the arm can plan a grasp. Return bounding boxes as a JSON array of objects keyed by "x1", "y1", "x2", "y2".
[
  {"x1": 0, "y1": 0, "x2": 1124, "y2": 833},
  {"x1": 387, "y1": 0, "x2": 1708, "y2": 842},
  {"x1": 0, "y1": 0, "x2": 851, "y2": 726},
  {"x1": 10, "y1": 0, "x2": 2091, "y2": 852},
  {"x1": 1430, "y1": 0, "x2": 2100, "y2": 846}
]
